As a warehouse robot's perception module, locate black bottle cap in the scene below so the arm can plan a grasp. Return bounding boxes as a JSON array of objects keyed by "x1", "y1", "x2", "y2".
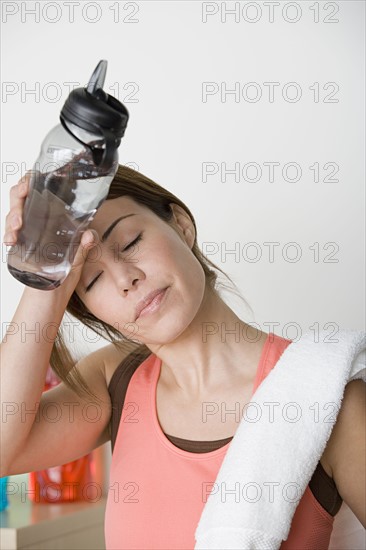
[{"x1": 60, "y1": 60, "x2": 129, "y2": 149}]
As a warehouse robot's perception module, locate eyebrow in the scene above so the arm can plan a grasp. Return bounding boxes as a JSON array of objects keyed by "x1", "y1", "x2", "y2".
[{"x1": 101, "y1": 213, "x2": 136, "y2": 243}]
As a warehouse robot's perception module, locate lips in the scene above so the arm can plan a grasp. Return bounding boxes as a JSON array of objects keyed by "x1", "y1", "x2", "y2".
[{"x1": 135, "y1": 287, "x2": 168, "y2": 321}]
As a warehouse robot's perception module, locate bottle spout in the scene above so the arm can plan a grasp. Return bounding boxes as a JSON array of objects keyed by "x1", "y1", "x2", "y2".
[{"x1": 86, "y1": 60, "x2": 108, "y2": 96}]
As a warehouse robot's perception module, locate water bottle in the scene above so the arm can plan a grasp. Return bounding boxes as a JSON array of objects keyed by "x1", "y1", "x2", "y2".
[{"x1": 7, "y1": 60, "x2": 129, "y2": 291}]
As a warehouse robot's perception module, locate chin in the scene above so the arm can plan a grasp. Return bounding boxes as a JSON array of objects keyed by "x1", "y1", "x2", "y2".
[{"x1": 137, "y1": 315, "x2": 190, "y2": 345}]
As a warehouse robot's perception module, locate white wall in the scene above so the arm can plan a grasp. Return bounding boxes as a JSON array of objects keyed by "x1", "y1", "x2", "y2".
[
  {"x1": 1, "y1": 1, "x2": 365, "y2": 346},
  {"x1": 1, "y1": 2, "x2": 365, "y2": 548}
]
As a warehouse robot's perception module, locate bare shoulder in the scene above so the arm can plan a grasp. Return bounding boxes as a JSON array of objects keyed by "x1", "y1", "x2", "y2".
[
  {"x1": 101, "y1": 340, "x2": 143, "y2": 387},
  {"x1": 320, "y1": 379, "x2": 366, "y2": 478},
  {"x1": 320, "y1": 379, "x2": 366, "y2": 527}
]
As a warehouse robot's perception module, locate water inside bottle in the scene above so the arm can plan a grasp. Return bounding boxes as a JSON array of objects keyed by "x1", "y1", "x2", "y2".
[{"x1": 7, "y1": 149, "x2": 115, "y2": 290}]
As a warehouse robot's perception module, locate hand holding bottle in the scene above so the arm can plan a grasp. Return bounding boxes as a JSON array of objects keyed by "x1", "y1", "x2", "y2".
[
  {"x1": 4, "y1": 173, "x2": 98, "y2": 301},
  {"x1": 5, "y1": 60, "x2": 128, "y2": 291}
]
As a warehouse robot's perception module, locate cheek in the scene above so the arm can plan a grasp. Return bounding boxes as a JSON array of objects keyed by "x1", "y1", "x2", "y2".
[
  {"x1": 88, "y1": 301, "x2": 138, "y2": 341},
  {"x1": 76, "y1": 267, "x2": 132, "y2": 328},
  {"x1": 163, "y1": 232, "x2": 206, "y2": 304}
]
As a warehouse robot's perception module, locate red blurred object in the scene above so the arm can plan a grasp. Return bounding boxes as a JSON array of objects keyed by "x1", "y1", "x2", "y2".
[
  {"x1": 29, "y1": 455, "x2": 95, "y2": 503},
  {"x1": 44, "y1": 365, "x2": 61, "y2": 390},
  {"x1": 28, "y1": 365, "x2": 100, "y2": 504}
]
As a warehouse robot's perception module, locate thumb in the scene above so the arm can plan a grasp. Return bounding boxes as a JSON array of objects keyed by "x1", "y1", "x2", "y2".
[
  {"x1": 81, "y1": 229, "x2": 99, "y2": 248},
  {"x1": 69, "y1": 229, "x2": 100, "y2": 275}
]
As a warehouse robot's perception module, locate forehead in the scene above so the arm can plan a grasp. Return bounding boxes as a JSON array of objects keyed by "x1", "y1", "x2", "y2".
[{"x1": 89, "y1": 196, "x2": 145, "y2": 231}]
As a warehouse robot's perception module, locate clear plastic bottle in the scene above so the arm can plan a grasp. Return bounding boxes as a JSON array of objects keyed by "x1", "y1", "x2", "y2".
[{"x1": 7, "y1": 60, "x2": 129, "y2": 290}]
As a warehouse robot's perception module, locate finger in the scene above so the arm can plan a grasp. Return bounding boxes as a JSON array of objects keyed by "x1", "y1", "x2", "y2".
[
  {"x1": 69, "y1": 229, "x2": 100, "y2": 274},
  {"x1": 51, "y1": 229, "x2": 100, "y2": 296},
  {"x1": 6, "y1": 173, "x2": 31, "y2": 238},
  {"x1": 81, "y1": 229, "x2": 98, "y2": 248},
  {"x1": 3, "y1": 231, "x2": 16, "y2": 245},
  {"x1": 10, "y1": 172, "x2": 31, "y2": 208}
]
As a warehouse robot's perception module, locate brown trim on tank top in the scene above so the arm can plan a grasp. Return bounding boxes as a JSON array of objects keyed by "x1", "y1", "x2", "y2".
[{"x1": 107, "y1": 349, "x2": 343, "y2": 517}]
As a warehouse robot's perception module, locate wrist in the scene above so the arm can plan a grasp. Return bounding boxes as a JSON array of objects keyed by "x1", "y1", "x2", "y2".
[{"x1": 22, "y1": 284, "x2": 72, "y2": 311}]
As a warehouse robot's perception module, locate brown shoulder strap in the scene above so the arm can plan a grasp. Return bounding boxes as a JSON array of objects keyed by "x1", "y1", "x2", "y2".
[{"x1": 108, "y1": 345, "x2": 152, "y2": 453}]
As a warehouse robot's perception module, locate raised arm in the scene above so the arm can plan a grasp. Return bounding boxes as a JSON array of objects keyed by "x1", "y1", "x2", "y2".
[{"x1": 1, "y1": 174, "x2": 100, "y2": 476}]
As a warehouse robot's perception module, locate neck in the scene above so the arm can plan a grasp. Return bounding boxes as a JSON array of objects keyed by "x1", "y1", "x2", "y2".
[{"x1": 146, "y1": 284, "x2": 266, "y2": 399}]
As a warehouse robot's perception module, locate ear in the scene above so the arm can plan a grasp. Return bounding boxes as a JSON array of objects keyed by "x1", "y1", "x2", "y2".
[{"x1": 169, "y1": 203, "x2": 196, "y2": 248}]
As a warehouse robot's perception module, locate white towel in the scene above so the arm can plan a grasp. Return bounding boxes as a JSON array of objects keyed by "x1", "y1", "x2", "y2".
[{"x1": 194, "y1": 329, "x2": 366, "y2": 549}]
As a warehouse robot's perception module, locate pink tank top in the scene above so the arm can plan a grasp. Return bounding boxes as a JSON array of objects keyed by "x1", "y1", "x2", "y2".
[{"x1": 104, "y1": 333, "x2": 335, "y2": 549}]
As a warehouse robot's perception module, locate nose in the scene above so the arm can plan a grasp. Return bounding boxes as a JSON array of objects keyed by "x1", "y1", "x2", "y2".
[
  {"x1": 109, "y1": 259, "x2": 145, "y2": 296},
  {"x1": 120, "y1": 276, "x2": 140, "y2": 296}
]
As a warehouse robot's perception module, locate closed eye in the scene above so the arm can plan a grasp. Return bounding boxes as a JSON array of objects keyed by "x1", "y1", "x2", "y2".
[
  {"x1": 123, "y1": 233, "x2": 142, "y2": 252},
  {"x1": 85, "y1": 233, "x2": 143, "y2": 293}
]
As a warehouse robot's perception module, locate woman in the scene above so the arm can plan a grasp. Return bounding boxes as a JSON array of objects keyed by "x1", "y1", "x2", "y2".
[{"x1": 1, "y1": 165, "x2": 365, "y2": 549}]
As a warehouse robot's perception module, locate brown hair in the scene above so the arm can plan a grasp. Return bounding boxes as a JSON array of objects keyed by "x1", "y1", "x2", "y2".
[{"x1": 50, "y1": 164, "x2": 253, "y2": 403}]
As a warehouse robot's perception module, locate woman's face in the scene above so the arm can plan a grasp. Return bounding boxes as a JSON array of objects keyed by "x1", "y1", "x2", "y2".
[{"x1": 75, "y1": 196, "x2": 206, "y2": 345}]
